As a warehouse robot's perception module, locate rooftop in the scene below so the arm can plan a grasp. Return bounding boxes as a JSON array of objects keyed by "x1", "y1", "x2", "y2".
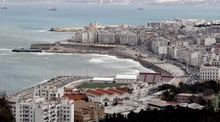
[
  {"x1": 85, "y1": 89, "x2": 105, "y2": 96},
  {"x1": 63, "y1": 93, "x2": 88, "y2": 101},
  {"x1": 93, "y1": 77, "x2": 114, "y2": 81},
  {"x1": 115, "y1": 74, "x2": 137, "y2": 80}
]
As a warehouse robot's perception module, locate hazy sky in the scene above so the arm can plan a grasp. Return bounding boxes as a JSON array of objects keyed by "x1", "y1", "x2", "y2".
[{"x1": 4, "y1": 0, "x2": 220, "y2": 3}]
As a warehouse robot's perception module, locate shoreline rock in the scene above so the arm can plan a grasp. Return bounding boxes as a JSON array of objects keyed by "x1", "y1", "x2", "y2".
[{"x1": 49, "y1": 27, "x2": 84, "y2": 32}]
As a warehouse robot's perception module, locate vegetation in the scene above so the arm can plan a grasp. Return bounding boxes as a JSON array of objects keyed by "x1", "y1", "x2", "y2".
[
  {"x1": 0, "y1": 97, "x2": 15, "y2": 122},
  {"x1": 100, "y1": 106, "x2": 220, "y2": 122},
  {"x1": 159, "y1": 80, "x2": 220, "y2": 94},
  {"x1": 79, "y1": 83, "x2": 126, "y2": 89},
  {"x1": 158, "y1": 80, "x2": 220, "y2": 108}
]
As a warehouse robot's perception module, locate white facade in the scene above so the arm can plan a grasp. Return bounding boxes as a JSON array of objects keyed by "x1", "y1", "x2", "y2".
[
  {"x1": 33, "y1": 85, "x2": 64, "y2": 101},
  {"x1": 204, "y1": 38, "x2": 216, "y2": 46},
  {"x1": 190, "y1": 51, "x2": 199, "y2": 67},
  {"x1": 74, "y1": 31, "x2": 96, "y2": 43},
  {"x1": 157, "y1": 46, "x2": 168, "y2": 56},
  {"x1": 85, "y1": 88, "x2": 130, "y2": 106},
  {"x1": 167, "y1": 46, "x2": 177, "y2": 59},
  {"x1": 10, "y1": 96, "x2": 74, "y2": 122},
  {"x1": 200, "y1": 63, "x2": 220, "y2": 81},
  {"x1": 116, "y1": 32, "x2": 138, "y2": 46},
  {"x1": 92, "y1": 77, "x2": 114, "y2": 83},
  {"x1": 74, "y1": 31, "x2": 88, "y2": 43},
  {"x1": 60, "y1": 99, "x2": 74, "y2": 122},
  {"x1": 151, "y1": 38, "x2": 169, "y2": 55},
  {"x1": 35, "y1": 101, "x2": 58, "y2": 122},
  {"x1": 16, "y1": 101, "x2": 35, "y2": 122},
  {"x1": 97, "y1": 31, "x2": 115, "y2": 44},
  {"x1": 114, "y1": 74, "x2": 137, "y2": 83}
]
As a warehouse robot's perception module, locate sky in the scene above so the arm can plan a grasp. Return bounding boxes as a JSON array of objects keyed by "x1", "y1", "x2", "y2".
[{"x1": 3, "y1": 0, "x2": 220, "y2": 4}]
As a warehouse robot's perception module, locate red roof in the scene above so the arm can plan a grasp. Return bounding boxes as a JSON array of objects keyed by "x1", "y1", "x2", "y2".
[
  {"x1": 63, "y1": 93, "x2": 87, "y2": 101},
  {"x1": 85, "y1": 89, "x2": 104, "y2": 96},
  {"x1": 107, "y1": 88, "x2": 125, "y2": 95},
  {"x1": 166, "y1": 101, "x2": 180, "y2": 105},
  {"x1": 64, "y1": 88, "x2": 73, "y2": 93},
  {"x1": 96, "y1": 89, "x2": 114, "y2": 95}
]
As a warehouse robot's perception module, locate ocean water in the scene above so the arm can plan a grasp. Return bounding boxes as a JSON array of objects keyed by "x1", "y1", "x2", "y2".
[{"x1": 0, "y1": 3, "x2": 220, "y2": 93}]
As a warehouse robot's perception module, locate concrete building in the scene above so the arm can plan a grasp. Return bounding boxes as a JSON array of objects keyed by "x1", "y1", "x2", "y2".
[
  {"x1": 63, "y1": 88, "x2": 88, "y2": 101},
  {"x1": 10, "y1": 95, "x2": 74, "y2": 122},
  {"x1": 146, "y1": 99, "x2": 172, "y2": 110},
  {"x1": 190, "y1": 51, "x2": 200, "y2": 67},
  {"x1": 97, "y1": 31, "x2": 115, "y2": 44},
  {"x1": 139, "y1": 72, "x2": 174, "y2": 83},
  {"x1": 74, "y1": 100, "x2": 105, "y2": 122},
  {"x1": 167, "y1": 46, "x2": 178, "y2": 59},
  {"x1": 199, "y1": 63, "x2": 220, "y2": 82},
  {"x1": 160, "y1": 20, "x2": 179, "y2": 31},
  {"x1": 92, "y1": 77, "x2": 114, "y2": 83},
  {"x1": 176, "y1": 93, "x2": 196, "y2": 103},
  {"x1": 116, "y1": 31, "x2": 138, "y2": 46},
  {"x1": 33, "y1": 85, "x2": 64, "y2": 101},
  {"x1": 151, "y1": 37, "x2": 169, "y2": 55},
  {"x1": 74, "y1": 31, "x2": 96, "y2": 44},
  {"x1": 114, "y1": 74, "x2": 137, "y2": 83},
  {"x1": 60, "y1": 99, "x2": 74, "y2": 122},
  {"x1": 204, "y1": 38, "x2": 216, "y2": 46},
  {"x1": 85, "y1": 88, "x2": 130, "y2": 106}
]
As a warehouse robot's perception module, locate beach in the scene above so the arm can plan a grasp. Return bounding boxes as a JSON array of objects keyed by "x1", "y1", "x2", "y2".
[{"x1": 31, "y1": 42, "x2": 185, "y2": 76}]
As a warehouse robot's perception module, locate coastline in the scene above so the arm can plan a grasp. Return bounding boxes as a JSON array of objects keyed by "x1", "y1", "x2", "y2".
[
  {"x1": 31, "y1": 42, "x2": 173, "y2": 75},
  {"x1": 11, "y1": 42, "x2": 186, "y2": 97}
]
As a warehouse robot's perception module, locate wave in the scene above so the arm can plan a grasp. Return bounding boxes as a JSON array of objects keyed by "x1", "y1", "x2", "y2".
[
  {"x1": 122, "y1": 69, "x2": 140, "y2": 75},
  {"x1": 37, "y1": 30, "x2": 48, "y2": 33},
  {"x1": 0, "y1": 48, "x2": 12, "y2": 51},
  {"x1": 0, "y1": 48, "x2": 12, "y2": 55},
  {"x1": 31, "y1": 52, "x2": 73, "y2": 56},
  {"x1": 89, "y1": 57, "x2": 104, "y2": 63}
]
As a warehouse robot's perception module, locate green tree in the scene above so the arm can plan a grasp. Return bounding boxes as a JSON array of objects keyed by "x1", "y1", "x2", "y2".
[{"x1": 0, "y1": 97, "x2": 15, "y2": 122}]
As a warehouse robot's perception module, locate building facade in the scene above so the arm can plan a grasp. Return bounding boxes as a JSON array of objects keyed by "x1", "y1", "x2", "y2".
[{"x1": 200, "y1": 63, "x2": 220, "y2": 81}]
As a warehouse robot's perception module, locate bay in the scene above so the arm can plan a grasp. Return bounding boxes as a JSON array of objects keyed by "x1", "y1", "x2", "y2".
[{"x1": 0, "y1": 3, "x2": 220, "y2": 93}]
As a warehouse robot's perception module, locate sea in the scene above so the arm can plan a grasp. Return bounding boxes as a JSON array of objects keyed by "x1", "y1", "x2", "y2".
[{"x1": 0, "y1": 3, "x2": 220, "y2": 93}]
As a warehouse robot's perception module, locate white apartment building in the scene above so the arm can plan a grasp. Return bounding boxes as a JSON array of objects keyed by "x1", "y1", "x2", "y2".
[
  {"x1": 160, "y1": 20, "x2": 179, "y2": 31},
  {"x1": 116, "y1": 31, "x2": 138, "y2": 46},
  {"x1": 200, "y1": 63, "x2": 220, "y2": 81},
  {"x1": 10, "y1": 96, "x2": 74, "y2": 122},
  {"x1": 34, "y1": 101, "x2": 58, "y2": 122},
  {"x1": 60, "y1": 99, "x2": 74, "y2": 122},
  {"x1": 74, "y1": 31, "x2": 88, "y2": 43},
  {"x1": 190, "y1": 51, "x2": 200, "y2": 67},
  {"x1": 74, "y1": 31, "x2": 96, "y2": 43},
  {"x1": 16, "y1": 99, "x2": 35, "y2": 122},
  {"x1": 204, "y1": 38, "x2": 216, "y2": 46},
  {"x1": 179, "y1": 19, "x2": 206, "y2": 32},
  {"x1": 97, "y1": 31, "x2": 115, "y2": 44},
  {"x1": 33, "y1": 85, "x2": 64, "y2": 101},
  {"x1": 151, "y1": 38, "x2": 169, "y2": 55},
  {"x1": 167, "y1": 46, "x2": 178, "y2": 59}
]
